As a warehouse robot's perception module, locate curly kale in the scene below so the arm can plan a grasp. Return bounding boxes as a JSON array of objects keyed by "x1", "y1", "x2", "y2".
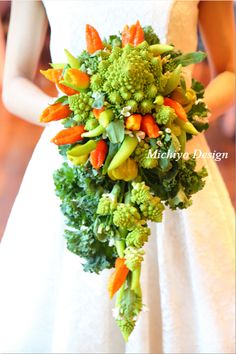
[
  {"x1": 53, "y1": 162, "x2": 116, "y2": 273},
  {"x1": 143, "y1": 25, "x2": 160, "y2": 45},
  {"x1": 78, "y1": 49, "x2": 110, "y2": 75}
]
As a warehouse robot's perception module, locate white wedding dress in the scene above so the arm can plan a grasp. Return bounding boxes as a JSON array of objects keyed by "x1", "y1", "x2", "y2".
[{"x1": 0, "y1": 1, "x2": 235, "y2": 353}]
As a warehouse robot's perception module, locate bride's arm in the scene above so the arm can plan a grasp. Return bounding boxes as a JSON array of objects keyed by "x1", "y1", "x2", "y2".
[
  {"x1": 2, "y1": 1, "x2": 51, "y2": 126},
  {"x1": 198, "y1": 1, "x2": 235, "y2": 122}
]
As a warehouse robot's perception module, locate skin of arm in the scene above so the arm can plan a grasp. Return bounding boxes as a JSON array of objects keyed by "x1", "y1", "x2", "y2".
[
  {"x1": 2, "y1": 1, "x2": 52, "y2": 126},
  {"x1": 198, "y1": 0, "x2": 236, "y2": 122}
]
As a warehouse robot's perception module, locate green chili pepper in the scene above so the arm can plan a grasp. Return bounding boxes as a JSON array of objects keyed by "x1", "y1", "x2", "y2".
[
  {"x1": 178, "y1": 130, "x2": 186, "y2": 153},
  {"x1": 98, "y1": 109, "x2": 113, "y2": 128},
  {"x1": 67, "y1": 154, "x2": 89, "y2": 166},
  {"x1": 82, "y1": 125, "x2": 105, "y2": 138},
  {"x1": 149, "y1": 44, "x2": 174, "y2": 55},
  {"x1": 162, "y1": 64, "x2": 182, "y2": 95},
  {"x1": 64, "y1": 49, "x2": 80, "y2": 69},
  {"x1": 67, "y1": 140, "x2": 97, "y2": 157},
  {"x1": 108, "y1": 135, "x2": 138, "y2": 171},
  {"x1": 177, "y1": 119, "x2": 199, "y2": 135}
]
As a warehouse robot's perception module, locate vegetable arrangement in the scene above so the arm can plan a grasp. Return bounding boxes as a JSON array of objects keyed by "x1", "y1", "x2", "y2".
[{"x1": 40, "y1": 21, "x2": 209, "y2": 341}]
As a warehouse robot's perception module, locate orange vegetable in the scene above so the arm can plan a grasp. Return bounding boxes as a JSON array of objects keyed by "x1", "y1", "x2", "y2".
[
  {"x1": 51, "y1": 125, "x2": 85, "y2": 145},
  {"x1": 108, "y1": 258, "x2": 129, "y2": 298},
  {"x1": 90, "y1": 140, "x2": 108, "y2": 169},
  {"x1": 125, "y1": 114, "x2": 142, "y2": 131},
  {"x1": 60, "y1": 68, "x2": 90, "y2": 91},
  {"x1": 122, "y1": 20, "x2": 144, "y2": 47},
  {"x1": 39, "y1": 103, "x2": 71, "y2": 123},
  {"x1": 86, "y1": 24, "x2": 104, "y2": 54},
  {"x1": 56, "y1": 82, "x2": 79, "y2": 96},
  {"x1": 164, "y1": 97, "x2": 188, "y2": 122},
  {"x1": 93, "y1": 107, "x2": 105, "y2": 119},
  {"x1": 40, "y1": 68, "x2": 63, "y2": 83},
  {"x1": 140, "y1": 114, "x2": 160, "y2": 138}
]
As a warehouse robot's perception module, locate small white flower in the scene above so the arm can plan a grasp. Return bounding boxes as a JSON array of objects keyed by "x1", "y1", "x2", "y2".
[
  {"x1": 156, "y1": 140, "x2": 163, "y2": 147},
  {"x1": 121, "y1": 106, "x2": 132, "y2": 117},
  {"x1": 86, "y1": 68, "x2": 93, "y2": 75},
  {"x1": 109, "y1": 238, "x2": 115, "y2": 247},
  {"x1": 136, "y1": 131, "x2": 146, "y2": 141},
  {"x1": 165, "y1": 128, "x2": 171, "y2": 133},
  {"x1": 124, "y1": 130, "x2": 134, "y2": 137}
]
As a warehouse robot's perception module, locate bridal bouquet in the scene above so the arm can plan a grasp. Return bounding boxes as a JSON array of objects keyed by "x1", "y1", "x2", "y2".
[{"x1": 40, "y1": 22, "x2": 209, "y2": 340}]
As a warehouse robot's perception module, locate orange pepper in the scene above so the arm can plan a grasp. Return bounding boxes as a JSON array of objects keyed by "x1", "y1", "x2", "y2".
[
  {"x1": 108, "y1": 258, "x2": 129, "y2": 298},
  {"x1": 56, "y1": 82, "x2": 79, "y2": 96},
  {"x1": 122, "y1": 20, "x2": 144, "y2": 47},
  {"x1": 125, "y1": 114, "x2": 142, "y2": 131},
  {"x1": 39, "y1": 103, "x2": 71, "y2": 123},
  {"x1": 164, "y1": 97, "x2": 188, "y2": 122},
  {"x1": 60, "y1": 68, "x2": 90, "y2": 91},
  {"x1": 90, "y1": 140, "x2": 108, "y2": 170},
  {"x1": 140, "y1": 114, "x2": 160, "y2": 138},
  {"x1": 92, "y1": 107, "x2": 105, "y2": 119},
  {"x1": 86, "y1": 24, "x2": 104, "y2": 54},
  {"x1": 40, "y1": 68, "x2": 63, "y2": 83},
  {"x1": 51, "y1": 125, "x2": 85, "y2": 145}
]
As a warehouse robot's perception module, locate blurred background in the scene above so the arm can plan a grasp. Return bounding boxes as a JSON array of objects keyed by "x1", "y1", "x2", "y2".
[{"x1": 0, "y1": 1, "x2": 235, "y2": 240}]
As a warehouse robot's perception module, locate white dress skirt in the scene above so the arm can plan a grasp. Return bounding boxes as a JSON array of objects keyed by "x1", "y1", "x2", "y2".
[{"x1": 0, "y1": 1, "x2": 235, "y2": 353}]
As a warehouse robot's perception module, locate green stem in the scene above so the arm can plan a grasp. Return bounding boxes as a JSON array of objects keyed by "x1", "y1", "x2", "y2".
[
  {"x1": 131, "y1": 265, "x2": 142, "y2": 296},
  {"x1": 115, "y1": 239, "x2": 125, "y2": 258}
]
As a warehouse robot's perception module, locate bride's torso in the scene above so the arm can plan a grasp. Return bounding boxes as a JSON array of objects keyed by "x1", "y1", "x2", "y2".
[{"x1": 43, "y1": 0, "x2": 200, "y2": 63}]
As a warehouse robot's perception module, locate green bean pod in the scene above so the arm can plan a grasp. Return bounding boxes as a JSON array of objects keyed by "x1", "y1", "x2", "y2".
[
  {"x1": 67, "y1": 140, "x2": 97, "y2": 157},
  {"x1": 162, "y1": 64, "x2": 182, "y2": 95},
  {"x1": 108, "y1": 135, "x2": 138, "y2": 171},
  {"x1": 149, "y1": 44, "x2": 174, "y2": 55}
]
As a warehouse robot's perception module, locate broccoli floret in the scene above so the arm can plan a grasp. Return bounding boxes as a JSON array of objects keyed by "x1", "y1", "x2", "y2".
[
  {"x1": 154, "y1": 106, "x2": 177, "y2": 125},
  {"x1": 134, "y1": 140, "x2": 158, "y2": 169},
  {"x1": 113, "y1": 203, "x2": 141, "y2": 230},
  {"x1": 126, "y1": 225, "x2": 150, "y2": 248},
  {"x1": 130, "y1": 182, "x2": 152, "y2": 205},
  {"x1": 124, "y1": 246, "x2": 145, "y2": 271},
  {"x1": 96, "y1": 184, "x2": 121, "y2": 215},
  {"x1": 143, "y1": 25, "x2": 160, "y2": 45},
  {"x1": 139, "y1": 196, "x2": 164, "y2": 222},
  {"x1": 68, "y1": 93, "x2": 94, "y2": 123}
]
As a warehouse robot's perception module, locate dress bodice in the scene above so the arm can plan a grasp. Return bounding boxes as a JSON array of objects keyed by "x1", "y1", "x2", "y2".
[{"x1": 43, "y1": 0, "x2": 200, "y2": 63}]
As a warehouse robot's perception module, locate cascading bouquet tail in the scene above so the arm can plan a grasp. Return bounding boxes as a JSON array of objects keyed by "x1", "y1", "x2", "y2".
[{"x1": 40, "y1": 21, "x2": 209, "y2": 341}]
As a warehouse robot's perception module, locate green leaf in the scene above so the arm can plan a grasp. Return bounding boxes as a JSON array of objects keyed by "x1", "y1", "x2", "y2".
[
  {"x1": 92, "y1": 93, "x2": 105, "y2": 109},
  {"x1": 102, "y1": 143, "x2": 119, "y2": 175},
  {"x1": 106, "y1": 121, "x2": 125, "y2": 144},
  {"x1": 173, "y1": 51, "x2": 206, "y2": 67}
]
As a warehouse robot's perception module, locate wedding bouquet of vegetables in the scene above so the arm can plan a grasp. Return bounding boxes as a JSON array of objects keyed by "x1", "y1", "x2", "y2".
[{"x1": 40, "y1": 21, "x2": 209, "y2": 341}]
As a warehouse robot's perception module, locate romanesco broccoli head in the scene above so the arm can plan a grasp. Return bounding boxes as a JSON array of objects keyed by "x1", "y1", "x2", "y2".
[
  {"x1": 124, "y1": 246, "x2": 145, "y2": 271},
  {"x1": 154, "y1": 106, "x2": 177, "y2": 125},
  {"x1": 68, "y1": 93, "x2": 94, "y2": 123},
  {"x1": 130, "y1": 182, "x2": 152, "y2": 205},
  {"x1": 139, "y1": 196, "x2": 164, "y2": 222},
  {"x1": 96, "y1": 194, "x2": 118, "y2": 215},
  {"x1": 134, "y1": 140, "x2": 158, "y2": 169},
  {"x1": 113, "y1": 203, "x2": 141, "y2": 230},
  {"x1": 126, "y1": 225, "x2": 150, "y2": 248}
]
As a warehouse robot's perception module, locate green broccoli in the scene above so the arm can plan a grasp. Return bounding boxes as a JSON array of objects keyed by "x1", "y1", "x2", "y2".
[
  {"x1": 96, "y1": 184, "x2": 121, "y2": 215},
  {"x1": 68, "y1": 93, "x2": 94, "y2": 123},
  {"x1": 139, "y1": 196, "x2": 164, "y2": 222},
  {"x1": 143, "y1": 25, "x2": 160, "y2": 45},
  {"x1": 113, "y1": 203, "x2": 141, "y2": 230},
  {"x1": 134, "y1": 140, "x2": 158, "y2": 169},
  {"x1": 126, "y1": 225, "x2": 150, "y2": 248},
  {"x1": 154, "y1": 105, "x2": 177, "y2": 125},
  {"x1": 124, "y1": 246, "x2": 145, "y2": 271}
]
